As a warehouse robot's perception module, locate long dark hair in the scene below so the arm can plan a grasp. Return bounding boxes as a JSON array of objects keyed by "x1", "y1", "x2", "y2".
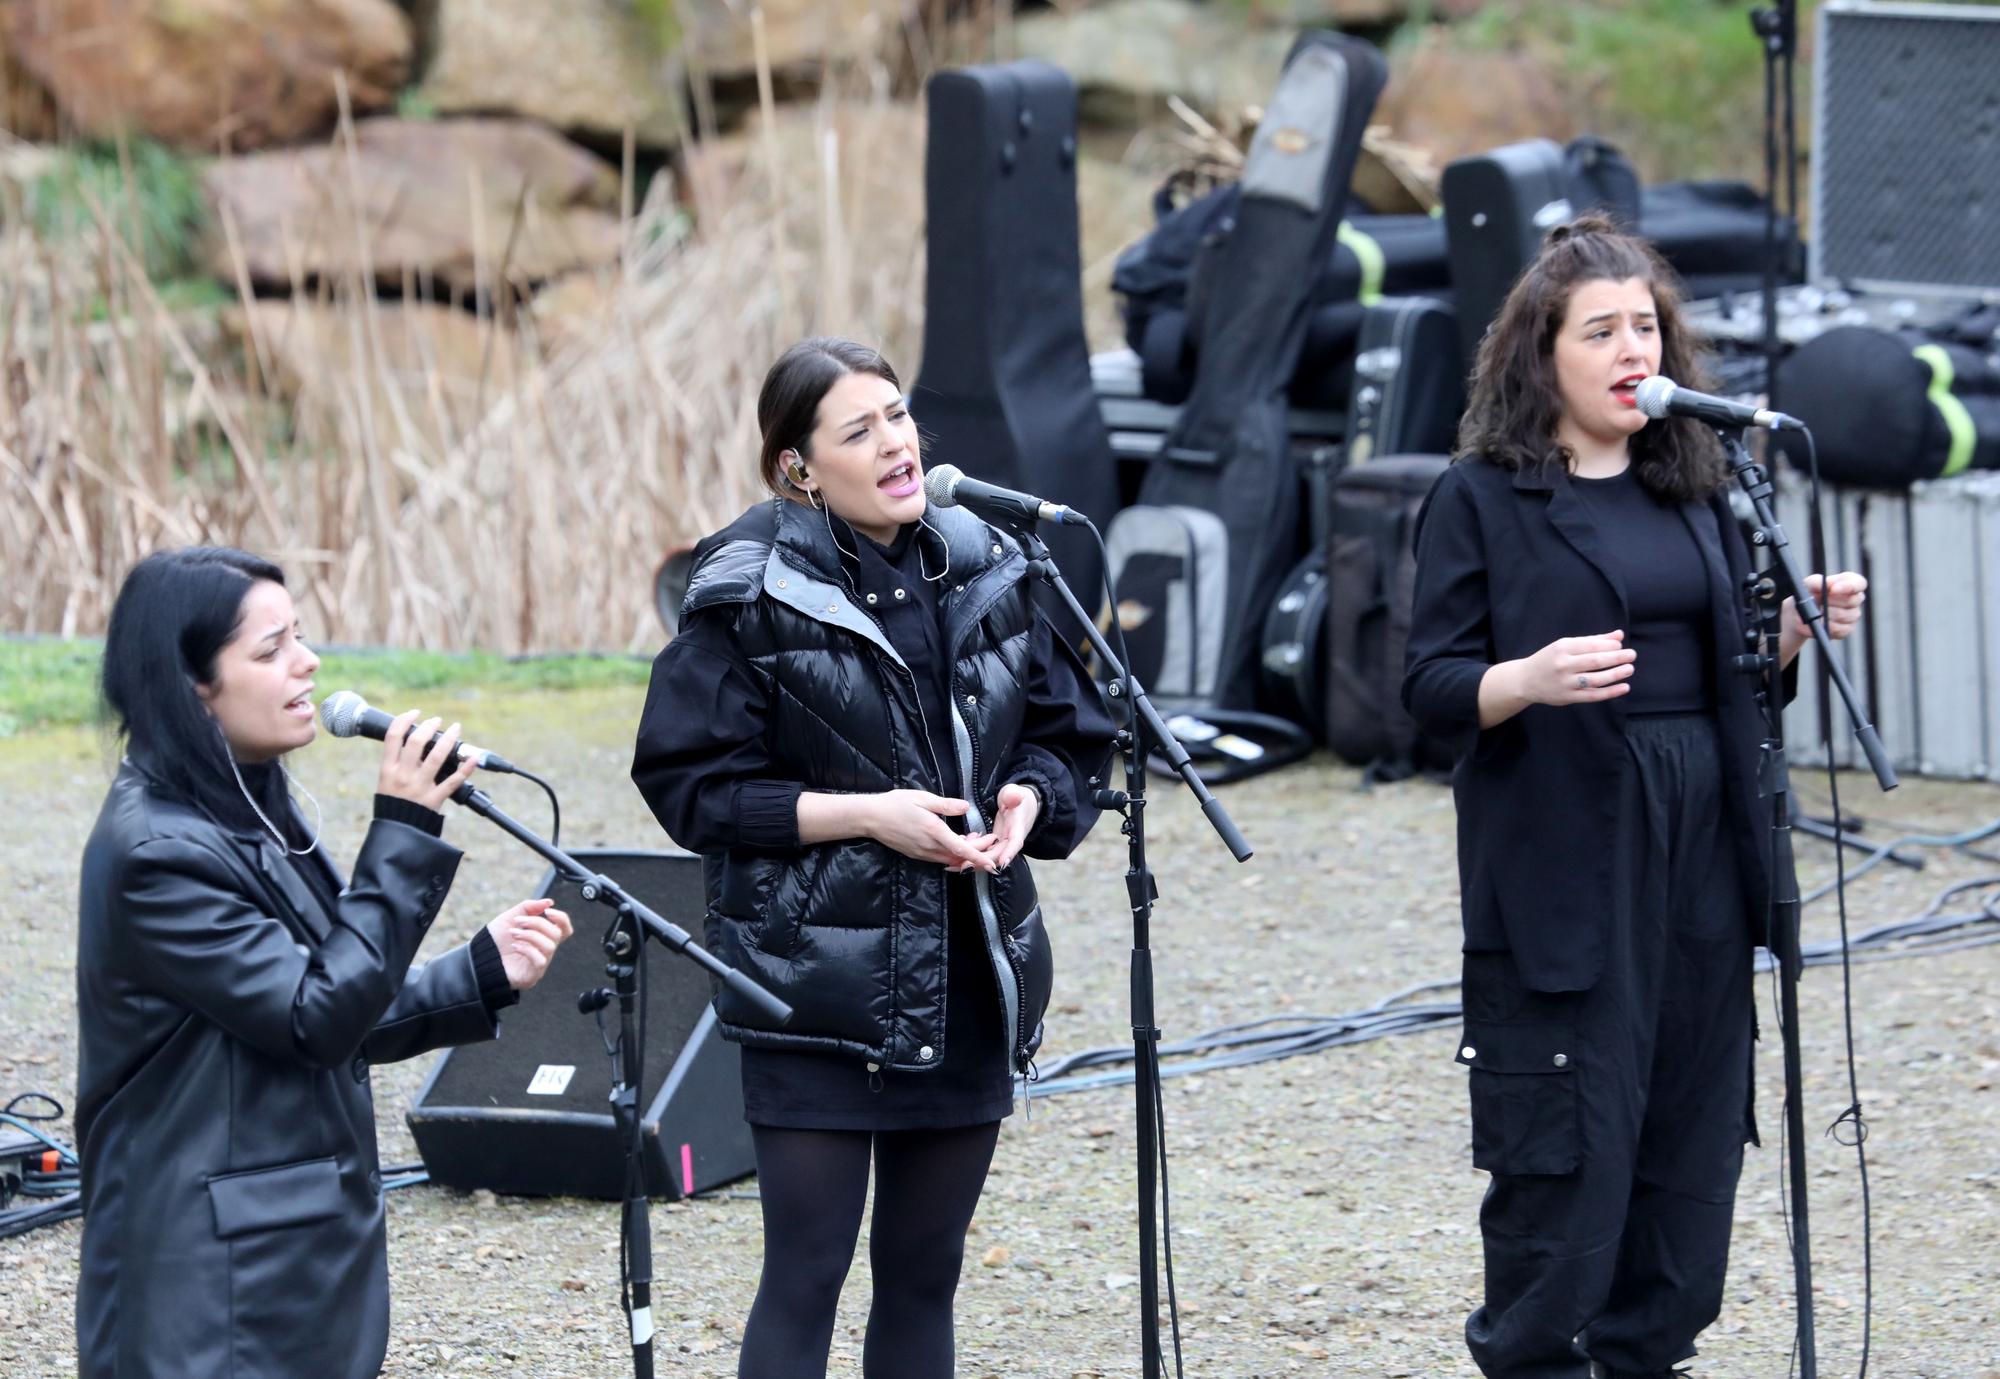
[
  {"x1": 101, "y1": 547, "x2": 296, "y2": 833},
  {"x1": 755, "y1": 336, "x2": 902, "y2": 505},
  {"x1": 1456, "y1": 215, "x2": 1725, "y2": 502}
]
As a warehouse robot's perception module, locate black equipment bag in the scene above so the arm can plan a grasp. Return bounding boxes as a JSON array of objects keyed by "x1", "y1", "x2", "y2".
[
  {"x1": 1116, "y1": 194, "x2": 1452, "y2": 409},
  {"x1": 1121, "y1": 29, "x2": 1387, "y2": 718},
  {"x1": 1258, "y1": 445, "x2": 1341, "y2": 736},
  {"x1": 1444, "y1": 137, "x2": 1801, "y2": 364},
  {"x1": 1324, "y1": 455, "x2": 1454, "y2": 780},
  {"x1": 1343, "y1": 295, "x2": 1464, "y2": 466},
  {"x1": 1640, "y1": 178, "x2": 1802, "y2": 299},
  {"x1": 1565, "y1": 134, "x2": 1642, "y2": 229},
  {"x1": 914, "y1": 61, "x2": 1120, "y2": 598},
  {"x1": 1100, "y1": 501, "x2": 1315, "y2": 783},
  {"x1": 1775, "y1": 319, "x2": 2000, "y2": 488}
]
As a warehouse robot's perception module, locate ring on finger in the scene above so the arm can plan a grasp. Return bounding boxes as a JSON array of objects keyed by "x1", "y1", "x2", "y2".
[{"x1": 1576, "y1": 673, "x2": 1590, "y2": 690}]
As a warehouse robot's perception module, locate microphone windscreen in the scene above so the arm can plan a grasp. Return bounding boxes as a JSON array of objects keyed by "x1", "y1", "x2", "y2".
[
  {"x1": 319, "y1": 690, "x2": 368, "y2": 737},
  {"x1": 1634, "y1": 376, "x2": 1677, "y2": 420},
  {"x1": 922, "y1": 463, "x2": 963, "y2": 508}
]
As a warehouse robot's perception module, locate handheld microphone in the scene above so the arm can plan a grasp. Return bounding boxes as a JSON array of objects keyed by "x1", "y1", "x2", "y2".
[
  {"x1": 923, "y1": 464, "x2": 1088, "y2": 527},
  {"x1": 318, "y1": 690, "x2": 518, "y2": 775},
  {"x1": 1634, "y1": 375, "x2": 1803, "y2": 431}
]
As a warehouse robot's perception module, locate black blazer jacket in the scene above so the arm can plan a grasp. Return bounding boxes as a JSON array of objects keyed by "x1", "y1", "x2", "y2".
[
  {"x1": 1403, "y1": 457, "x2": 1793, "y2": 992},
  {"x1": 74, "y1": 759, "x2": 500, "y2": 1379}
]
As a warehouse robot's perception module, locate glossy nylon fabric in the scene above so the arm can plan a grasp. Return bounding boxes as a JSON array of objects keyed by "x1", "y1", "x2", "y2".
[{"x1": 681, "y1": 499, "x2": 1051, "y2": 1072}]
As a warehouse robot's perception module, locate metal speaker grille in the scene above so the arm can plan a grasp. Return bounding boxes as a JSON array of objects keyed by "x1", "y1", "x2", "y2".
[{"x1": 1812, "y1": 2, "x2": 2000, "y2": 296}]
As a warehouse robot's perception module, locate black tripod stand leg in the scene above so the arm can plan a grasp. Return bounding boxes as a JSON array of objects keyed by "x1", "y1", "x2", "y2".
[{"x1": 607, "y1": 911, "x2": 656, "y2": 1379}]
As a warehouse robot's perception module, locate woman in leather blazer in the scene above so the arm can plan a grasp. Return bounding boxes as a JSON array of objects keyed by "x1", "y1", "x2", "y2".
[
  {"x1": 1404, "y1": 219, "x2": 1867, "y2": 1379},
  {"x1": 74, "y1": 547, "x2": 573, "y2": 1379},
  {"x1": 632, "y1": 338, "x2": 1115, "y2": 1379}
]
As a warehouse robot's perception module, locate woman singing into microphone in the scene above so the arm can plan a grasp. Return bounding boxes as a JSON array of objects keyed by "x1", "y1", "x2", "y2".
[
  {"x1": 632, "y1": 336, "x2": 1115, "y2": 1379},
  {"x1": 1405, "y1": 217, "x2": 1866, "y2": 1379},
  {"x1": 75, "y1": 547, "x2": 573, "y2": 1379}
]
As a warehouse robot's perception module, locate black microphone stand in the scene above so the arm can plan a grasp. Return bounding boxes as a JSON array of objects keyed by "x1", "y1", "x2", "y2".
[
  {"x1": 1010, "y1": 524, "x2": 1253, "y2": 1379},
  {"x1": 1721, "y1": 427, "x2": 1895, "y2": 1379},
  {"x1": 449, "y1": 780, "x2": 793, "y2": 1379}
]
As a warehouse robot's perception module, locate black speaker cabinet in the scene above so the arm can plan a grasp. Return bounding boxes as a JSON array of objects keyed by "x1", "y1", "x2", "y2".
[{"x1": 407, "y1": 850, "x2": 753, "y2": 1201}]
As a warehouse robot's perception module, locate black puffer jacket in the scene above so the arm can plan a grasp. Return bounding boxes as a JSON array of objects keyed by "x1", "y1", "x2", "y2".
[{"x1": 653, "y1": 498, "x2": 1070, "y2": 1073}]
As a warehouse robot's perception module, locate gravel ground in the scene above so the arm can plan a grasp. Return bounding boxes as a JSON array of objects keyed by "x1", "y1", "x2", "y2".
[{"x1": 4, "y1": 684, "x2": 1999, "y2": 1378}]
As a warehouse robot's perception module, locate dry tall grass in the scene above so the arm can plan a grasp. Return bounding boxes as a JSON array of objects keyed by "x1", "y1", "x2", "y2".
[{"x1": 1, "y1": 77, "x2": 928, "y2": 652}]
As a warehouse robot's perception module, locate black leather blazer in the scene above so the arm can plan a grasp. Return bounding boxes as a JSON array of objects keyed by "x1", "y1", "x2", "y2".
[
  {"x1": 74, "y1": 759, "x2": 498, "y2": 1379},
  {"x1": 1403, "y1": 457, "x2": 1793, "y2": 992}
]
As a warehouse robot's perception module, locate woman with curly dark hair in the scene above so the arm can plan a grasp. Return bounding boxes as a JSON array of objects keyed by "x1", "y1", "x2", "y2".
[{"x1": 1404, "y1": 217, "x2": 1866, "y2": 1379}]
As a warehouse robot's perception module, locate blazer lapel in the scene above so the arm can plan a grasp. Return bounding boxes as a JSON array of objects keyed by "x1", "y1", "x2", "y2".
[
  {"x1": 218, "y1": 829, "x2": 334, "y2": 946},
  {"x1": 1535, "y1": 469, "x2": 1629, "y2": 622}
]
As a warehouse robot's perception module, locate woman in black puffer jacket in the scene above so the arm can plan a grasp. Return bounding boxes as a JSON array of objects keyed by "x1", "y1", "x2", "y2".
[{"x1": 631, "y1": 336, "x2": 1116, "y2": 1379}]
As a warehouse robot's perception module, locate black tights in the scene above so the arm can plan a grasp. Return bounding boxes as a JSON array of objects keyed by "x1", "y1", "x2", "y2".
[{"x1": 736, "y1": 1121, "x2": 1001, "y2": 1379}]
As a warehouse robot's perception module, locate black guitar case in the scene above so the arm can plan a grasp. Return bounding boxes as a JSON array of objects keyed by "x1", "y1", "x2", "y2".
[
  {"x1": 913, "y1": 61, "x2": 1120, "y2": 604},
  {"x1": 1129, "y1": 31, "x2": 1388, "y2": 712}
]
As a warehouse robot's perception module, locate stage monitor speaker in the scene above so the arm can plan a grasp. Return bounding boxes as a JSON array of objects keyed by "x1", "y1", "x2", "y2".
[
  {"x1": 1813, "y1": 1, "x2": 2000, "y2": 298},
  {"x1": 407, "y1": 850, "x2": 753, "y2": 1201}
]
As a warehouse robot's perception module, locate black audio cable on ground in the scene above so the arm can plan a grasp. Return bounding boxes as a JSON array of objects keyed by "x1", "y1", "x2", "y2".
[{"x1": 0, "y1": 1093, "x2": 83, "y2": 1240}]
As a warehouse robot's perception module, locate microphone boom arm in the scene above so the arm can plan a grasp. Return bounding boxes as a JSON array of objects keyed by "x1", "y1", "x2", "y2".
[{"x1": 447, "y1": 781, "x2": 794, "y2": 1024}]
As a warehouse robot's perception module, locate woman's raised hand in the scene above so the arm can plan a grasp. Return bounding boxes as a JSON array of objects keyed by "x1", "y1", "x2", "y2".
[
  {"x1": 486, "y1": 898, "x2": 574, "y2": 991},
  {"x1": 862, "y1": 790, "x2": 997, "y2": 873},
  {"x1": 1514, "y1": 630, "x2": 1637, "y2": 707},
  {"x1": 375, "y1": 710, "x2": 478, "y2": 810}
]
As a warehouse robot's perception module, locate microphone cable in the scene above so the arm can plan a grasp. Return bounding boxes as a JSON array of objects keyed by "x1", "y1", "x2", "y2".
[
  {"x1": 1795, "y1": 423, "x2": 1872, "y2": 1379},
  {"x1": 0, "y1": 1093, "x2": 83, "y2": 1241}
]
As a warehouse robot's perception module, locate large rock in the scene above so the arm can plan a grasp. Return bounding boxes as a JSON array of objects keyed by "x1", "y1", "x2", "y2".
[
  {"x1": 203, "y1": 118, "x2": 624, "y2": 297},
  {"x1": 1246, "y1": 0, "x2": 1490, "y2": 27},
  {"x1": 229, "y1": 297, "x2": 519, "y2": 435},
  {"x1": 0, "y1": 41, "x2": 58, "y2": 141},
  {"x1": 0, "y1": 0, "x2": 412, "y2": 153},
  {"x1": 679, "y1": 0, "x2": 909, "y2": 79},
  {"x1": 418, "y1": 0, "x2": 687, "y2": 148},
  {"x1": 1376, "y1": 27, "x2": 1579, "y2": 168},
  {"x1": 1013, "y1": 0, "x2": 1294, "y2": 122}
]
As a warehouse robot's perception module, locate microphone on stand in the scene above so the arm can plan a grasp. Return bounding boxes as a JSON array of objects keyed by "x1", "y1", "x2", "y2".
[
  {"x1": 319, "y1": 690, "x2": 520, "y2": 775},
  {"x1": 1635, "y1": 375, "x2": 1804, "y2": 431},
  {"x1": 923, "y1": 463, "x2": 1089, "y2": 527}
]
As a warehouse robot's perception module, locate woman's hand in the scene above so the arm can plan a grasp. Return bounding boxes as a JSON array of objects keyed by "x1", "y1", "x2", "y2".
[
  {"x1": 969, "y1": 783, "x2": 1041, "y2": 871},
  {"x1": 861, "y1": 790, "x2": 996, "y2": 873},
  {"x1": 1780, "y1": 572, "x2": 1866, "y2": 667},
  {"x1": 1515, "y1": 630, "x2": 1638, "y2": 705},
  {"x1": 486, "y1": 898, "x2": 574, "y2": 991},
  {"x1": 376, "y1": 710, "x2": 478, "y2": 810}
]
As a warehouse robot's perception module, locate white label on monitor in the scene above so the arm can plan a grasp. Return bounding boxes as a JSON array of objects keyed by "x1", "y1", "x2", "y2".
[{"x1": 526, "y1": 1064, "x2": 576, "y2": 1096}]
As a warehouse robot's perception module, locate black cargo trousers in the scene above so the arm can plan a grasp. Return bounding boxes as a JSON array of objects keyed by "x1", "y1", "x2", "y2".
[{"x1": 1457, "y1": 714, "x2": 1760, "y2": 1379}]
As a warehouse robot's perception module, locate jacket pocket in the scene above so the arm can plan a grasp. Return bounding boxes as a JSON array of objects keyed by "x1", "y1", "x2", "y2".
[
  {"x1": 207, "y1": 1155, "x2": 343, "y2": 1239},
  {"x1": 1457, "y1": 1021, "x2": 1580, "y2": 1176}
]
